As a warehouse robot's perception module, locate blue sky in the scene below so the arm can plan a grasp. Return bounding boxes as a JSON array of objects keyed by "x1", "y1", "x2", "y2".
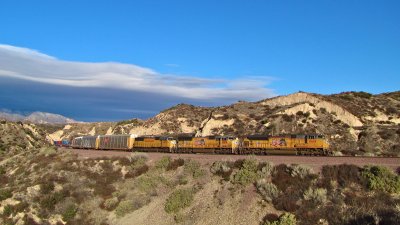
[{"x1": 0, "y1": 1, "x2": 399, "y2": 121}]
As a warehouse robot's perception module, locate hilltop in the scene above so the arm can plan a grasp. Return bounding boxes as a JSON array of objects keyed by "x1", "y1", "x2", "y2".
[{"x1": 47, "y1": 91, "x2": 400, "y2": 156}]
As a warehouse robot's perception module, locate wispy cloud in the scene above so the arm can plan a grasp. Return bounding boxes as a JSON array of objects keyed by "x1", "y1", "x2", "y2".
[
  {"x1": 164, "y1": 63, "x2": 180, "y2": 68},
  {"x1": 0, "y1": 44, "x2": 276, "y2": 101}
]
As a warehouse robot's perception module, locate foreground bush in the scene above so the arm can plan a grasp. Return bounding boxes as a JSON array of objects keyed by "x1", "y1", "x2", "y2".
[
  {"x1": 288, "y1": 164, "x2": 313, "y2": 178},
  {"x1": 184, "y1": 160, "x2": 205, "y2": 179},
  {"x1": 256, "y1": 179, "x2": 280, "y2": 203},
  {"x1": 303, "y1": 187, "x2": 327, "y2": 205},
  {"x1": 62, "y1": 204, "x2": 77, "y2": 222},
  {"x1": 0, "y1": 188, "x2": 12, "y2": 201},
  {"x1": 115, "y1": 200, "x2": 135, "y2": 217},
  {"x1": 210, "y1": 161, "x2": 232, "y2": 181},
  {"x1": 233, "y1": 158, "x2": 259, "y2": 185},
  {"x1": 103, "y1": 197, "x2": 119, "y2": 211},
  {"x1": 264, "y1": 212, "x2": 297, "y2": 225},
  {"x1": 164, "y1": 188, "x2": 195, "y2": 214},
  {"x1": 362, "y1": 165, "x2": 400, "y2": 194}
]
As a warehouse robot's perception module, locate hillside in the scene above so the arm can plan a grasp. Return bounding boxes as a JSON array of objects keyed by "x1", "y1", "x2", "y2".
[
  {"x1": 0, "y1": 121, "x2": 50, "y2": 157},
  {"x1": 47, "y1": 91, "x2": 400, "y2": 156},
  {"x1": 1, "y1": 146, "x2": 399, "y2": 224},
  {"x1": 0, "y1": 112, "x2": 76, "y2": 124}
]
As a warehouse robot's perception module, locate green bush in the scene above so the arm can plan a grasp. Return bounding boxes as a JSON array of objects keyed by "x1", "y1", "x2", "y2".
[
  {"x1": 39, "y1": 146, "x2": 57, "y2": 156},
  {"x1": 0, "y1": 189, "x2": 12, "y2": 201},
  {"x1": 353, "y1": 91, "x2": 372, "y2": 99},
  {"x1": 40, "y1": 182, "x2": 55, "y2": 194},
  {"x1": 303, "y1": 187, "x2": 327, "y2": 205},
  {"x1": 362, "y1": 166, "x2": 400, "y2": 194},
  {"x1": 256, "y1": 179, "x2": 280, "y2": 203},
  {"x1": 264, "y1": 212, "x2": 297, "y2": 225},
  {"x1": 115, "y1": 196, "x2": 150, "y2": 217},
  {"x1": 115, "y1": 200, "x2": 135, "y2": 217},
  {"x1": 167, "y1": 158, "x2": 185, "y2": 171},
  {"x1": 156, "y1": 156, "x2": 171, "y2": 170},
  {"x1": 233, "y1": 158, "x2": 259, "y2": 185},
  {"x1": 135, "y1": 174, "x2": 167, "y2": 193},
  {"x1": 103, "y1": 197, "x2": 119, "y2": 211},
  {"x1": 62, "y1": 204, "x2": 77, "y2": 222},
  {"x1": 0, "y1": 166, "x2": 5, "y2": 175},
  {"x1": 2, "y1": 205, "x2": 12, "y2": 217},
  {"x1": 258, "y1": 162, "x2": 274, "y2": 178},
  {"x1": 210, "y1": 161, "x2": 232, "y2": 181},
  {"x1": 184, "y1": 160, "x2": 205, "y2": 179},
  {"x1": 164, "y1": 188, "x2": 195, "y2": 214},
  {"x1": 288, "y1": 164, "x2": 313, "y2": 178}
]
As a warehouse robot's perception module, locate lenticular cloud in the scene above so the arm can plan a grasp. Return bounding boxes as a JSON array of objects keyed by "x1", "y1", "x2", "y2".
[{"x1": 0, "y1": 44, "x2": 275, "y2": 100}]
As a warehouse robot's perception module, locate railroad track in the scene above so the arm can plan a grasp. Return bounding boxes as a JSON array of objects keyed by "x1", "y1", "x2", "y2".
[{"x1": 59, "y1": 148, "x2": 400, "y2": 172}]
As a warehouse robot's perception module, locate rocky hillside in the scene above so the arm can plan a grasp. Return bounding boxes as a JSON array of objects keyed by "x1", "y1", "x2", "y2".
[
  {"x1": 0, "y1": 111, "x2": 76, "y2": 124},
  {"x1": 46, "y1": 91, "x2": 400, "y2": 156},
  {"x1": 0, "y1": 120, "x2": 50, "y2": 157}
]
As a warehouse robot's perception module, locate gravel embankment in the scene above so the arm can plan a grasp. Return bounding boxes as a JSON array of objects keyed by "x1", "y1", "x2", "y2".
[{"x1": 59, "y1": 148, "x2": 400, "y2": 172}]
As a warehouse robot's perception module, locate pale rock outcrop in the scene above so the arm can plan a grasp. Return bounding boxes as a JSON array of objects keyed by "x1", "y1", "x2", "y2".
[
  {"x1": 263, "y1": 92, "x2": 363, "y2": 127},
  {"x1": 201, "y1": 118, "x2": 235, "y2": 136}
]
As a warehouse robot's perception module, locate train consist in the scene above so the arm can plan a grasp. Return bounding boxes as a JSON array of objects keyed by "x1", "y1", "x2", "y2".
[{"x1": 68, "y1": 134, "x2": 331, "y2": 155}]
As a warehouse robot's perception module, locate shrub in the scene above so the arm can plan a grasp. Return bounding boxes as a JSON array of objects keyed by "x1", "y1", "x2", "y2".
[
  {"x1": 167, "y1": 158, "x2": 185, "y2": 171},
  {"x1": 362, "y1": 165, "x2": 400, "y2": 194},
  {"x1": 320, "y1": 164, "x2": 363, "y2": 189},
  {"x1": 2, "y1": 204, "x2": 12, "y2": 217},
  {"x1": 40, "y1": 191, "x2": 68, "y2": 210},
  {"x1": 40, "y1": 182, "x2": 55, "y2": 194},
  {"x1": 210, "y1": 161, "x2": 233, "y2": 181},
  {"x1": 0, "y1": 166, "x2": 5, "y2": 175},
  {"x1": 258, "y1": 162, "x2": 274, "y2": 178},
  {"x1": 156, "y1": 156, "x2": 171, "y2": 170},
  {"x1": 0, "y1": 188, "x2": 12, "y2": 201},
  {"x1": 164, "y1": 188, "x2": 195, "y2": 214},
  {"x1": 184, "y1": 160, "x2": 205, "y2": 179},
  {"x1": 288, "y1": 164, "x2": 313, "y2": 178},
  {"x1": 256, "y1": 179, "x2": 280, "y2": 203},
  {"x1": 103, "y1": 197, "x2": 119, "y2": 211},
  {"x1": 353, "y1": 91, "x2": 372, "y2": 99},
  {"x1": 125, "y1": 164, "x2": 149, "y2": 179},
  {"x1": 62, "y1": 204, "x2": 77, "y2": 222},
  {"x1": 135, "y1": 174, "x2": 167, "y2": 193},
  {"x1": 115, "y1": 200, "x2": 135, "y2": 217},
  {"x1": 296, "y1": 111, "x2": 304, "y2": 116},
  {"x1": 303, "y1": 188, "x2": 327, "y2": 205},
  {"x1": 233, "y1": 158, "x2": 259, "y2": 185},
  {"x1": 115, "y1": 196, "x2": 150, "y2": 217},
  {"x1": 129, "y1": 152, "x2": 148, "y2": 164},
  {"x1": 264, "y1": 212, "x2": 297, "y2": 225},
  {"x1": 39, "y1": 146, "x2": 57, "y2": 156},
  {"x1": 282, "y1": 114, "x2": 293, "y2": 122}
]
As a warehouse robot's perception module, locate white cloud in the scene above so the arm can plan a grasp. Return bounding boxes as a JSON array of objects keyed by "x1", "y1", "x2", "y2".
[{"x1": 0, "y1": 44, "x2": 276, "y2": 101}]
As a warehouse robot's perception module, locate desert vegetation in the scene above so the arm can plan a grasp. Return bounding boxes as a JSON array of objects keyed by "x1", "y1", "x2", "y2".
[{"x1": 1, "y1": 145, "x2": 400, "y2": 225}]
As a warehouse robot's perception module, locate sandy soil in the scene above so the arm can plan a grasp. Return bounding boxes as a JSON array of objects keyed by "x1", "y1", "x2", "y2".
[{"x1": 59, "y1": 148, "x2": 399, "y2": 172}]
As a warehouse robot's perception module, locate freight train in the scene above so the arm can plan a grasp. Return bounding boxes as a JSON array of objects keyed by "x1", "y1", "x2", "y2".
[{"x1": 67, "y1": 134, "x2": 331, "y2": 155}]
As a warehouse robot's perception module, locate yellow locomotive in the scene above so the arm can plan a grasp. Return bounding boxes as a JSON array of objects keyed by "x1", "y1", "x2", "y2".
[{"x1": 70, "y1": 134, "x2": 330, "y2": 155}]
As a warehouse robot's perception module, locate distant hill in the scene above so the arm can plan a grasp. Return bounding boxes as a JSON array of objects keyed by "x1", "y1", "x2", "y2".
[{"x1": 0, "y1": 111, "x2": 77, "y2": 124}]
